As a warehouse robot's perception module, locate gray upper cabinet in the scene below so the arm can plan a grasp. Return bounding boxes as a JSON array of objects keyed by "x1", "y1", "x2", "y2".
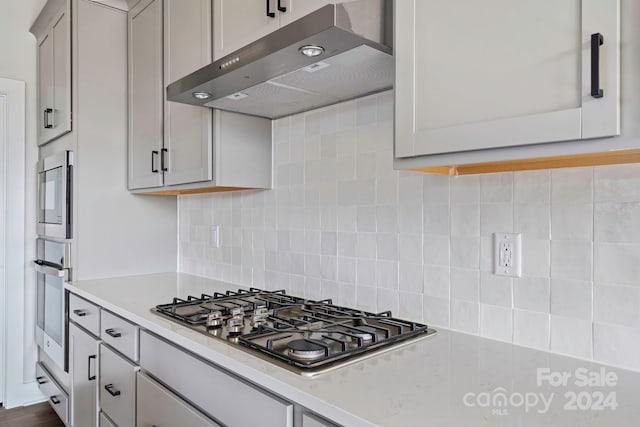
[
  {"x1": 128, "y1": 0, "x2": 273, "y2": 194},
  {"x1": 33, "y1": 0, "x2": 72, "y2": 146},
  {"x1": 163, "y1": 0, "x2": 213, "y2": 186},
  {"x1": 213, "y1": 0, "x2": 280, "y2": 60},
  {"x1": 395, "y1": 0, "x2": 621, "y2": 162},
  {"x1": 128, "y1": 0, "x2": 164, "y2": 190}
]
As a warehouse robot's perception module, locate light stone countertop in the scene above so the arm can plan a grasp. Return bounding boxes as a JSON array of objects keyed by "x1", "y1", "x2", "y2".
[{"x1": 67, "y1": 273, "x2": 640, "y2": 427}]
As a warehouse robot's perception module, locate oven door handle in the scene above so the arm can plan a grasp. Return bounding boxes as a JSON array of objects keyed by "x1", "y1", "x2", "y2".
[{"x1": 33, "y1": 260, "x2": 65, "y2": 277}]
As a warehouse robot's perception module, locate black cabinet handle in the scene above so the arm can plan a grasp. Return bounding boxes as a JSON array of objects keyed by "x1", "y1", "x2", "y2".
[
  {"x1": 266, "y1": 0, "x2": 275, "y2": 17},
  {"x1": 36, "y1": 376, "x2": 47, "y2": 385},
  {"x1": 277, "y1": 0, "x2": 286, "y2": 12},
  {"x1": 73, "y1": 309, "x2": 87, "y2": 317},
  {"x1": 44, "y1": 108, "x2": 53, "y2": 129},
  {"x1": 104, "y1": 384, "x2": 121, "y2": 397},
  {"x1": 50, "y1": 396, "x2": 61, "y2": 405},
  {"x1": 151, "y1": 150, "x2": 159, "y2": 173},
  {"x1": 591, "y1": 32, "x2": 604, "y2": 98},
  {"x1": 88, "y1": 355, "x2": 96, "y2": 381},
  {"x1": 160, "y1": 148, "x2": 168, "y2": 172},
  {"x1": 105, "y1": 328, "x2": 122, "y2": 338}
]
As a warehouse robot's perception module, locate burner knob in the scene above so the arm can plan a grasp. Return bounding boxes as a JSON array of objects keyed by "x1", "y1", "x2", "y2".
[
  {"x1": 230, "y1": 307, "x2": 245, "y2": 317},
  {"x1": 254, "y1": 307, "x2": 268, "y2": 317},
  {"x1": 251, "y1": 315, "x2": 268, "y2": 329},
  {"x1": 227, "y1": 317, "x2": 244, "y2": 335},
  {"x1": 206, "y1": 311, "x2": 223, "y2": 329}
]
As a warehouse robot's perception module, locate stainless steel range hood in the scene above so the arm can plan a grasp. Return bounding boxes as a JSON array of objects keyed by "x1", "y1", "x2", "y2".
[{"x1": 166, "y1": 0, "x2": 393, "y2": 119}]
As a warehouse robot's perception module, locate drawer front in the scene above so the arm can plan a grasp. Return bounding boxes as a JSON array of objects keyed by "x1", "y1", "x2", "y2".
[
  {"x1": 36, "y1": 362, "x2": 69, "y2": 425},
  {"x1": 137, "y1": 372, "x2": 220, "y2": 427},
  {"x1": 99, "y1": 412, "x2": 117, "y2": 427},
  {"x1": 69, "y1": 293, "x2": 101, "y2": 336},
  {"x1": 99, "y1": 344, "x2": 137, "y2": 427},
  {"x1": 100, "y1": 310, "x2": 139, "y2": 361},
  {"x1": 139, "y1": 331, "x2": 293, "y2": 427}
]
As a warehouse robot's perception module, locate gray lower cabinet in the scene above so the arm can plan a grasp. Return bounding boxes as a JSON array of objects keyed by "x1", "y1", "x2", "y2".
[
  {"x1": 137, "y1": 372, "x2": 220, "y2": 427},
  {"x1": 99, "y1": 344, "x2": 137, "y2": 427},
  {"x1": 69, "y1": 322, "x2": 100, "y2": 427},
  {"x1": 139, "y1": 330, "x2": 294, "y2": 427}
]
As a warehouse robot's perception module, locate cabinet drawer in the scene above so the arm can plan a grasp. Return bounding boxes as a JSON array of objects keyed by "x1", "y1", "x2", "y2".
[
  {"x1": 99, "y1": 412, "x2": 117, "y2": 427},
  {"x1": 69, "y1": 293, "x2": 101, "y2": 336},
  {"x1": 36, "y1": 362, "x2": 69, "y2": 425},
  {"x1": 137, "y1": 372, "x2": 220, "y2": 427},
  {"x1": 99, "y1": 344, "x2": 137, "y2": 427},
  {"x1": 100, "y1": 310, "x2": 139, "y2": 361},
  {"x1": 139, "y1": 331, "x2": 293, "y2": 427}
]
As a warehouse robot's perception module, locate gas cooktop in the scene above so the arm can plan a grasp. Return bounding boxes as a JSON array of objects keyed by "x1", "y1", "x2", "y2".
[{"x1": 152, "y1": 288, "x2": 436, "y2": 376}]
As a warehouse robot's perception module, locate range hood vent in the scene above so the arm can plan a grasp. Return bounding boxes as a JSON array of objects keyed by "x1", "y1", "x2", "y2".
[{"x1": 166, "y1": 0, "x2": 393, "y2": 120}]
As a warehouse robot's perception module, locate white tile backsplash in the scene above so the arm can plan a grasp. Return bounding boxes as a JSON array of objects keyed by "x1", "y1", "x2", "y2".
[{"x1": 178, "y1": 93, "x2": 640, "y2": 372}]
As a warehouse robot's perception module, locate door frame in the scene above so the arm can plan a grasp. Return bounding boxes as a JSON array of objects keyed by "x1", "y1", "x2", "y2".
[{"x1": 0, "y1": 77, "x2": 41, "y2": 408}]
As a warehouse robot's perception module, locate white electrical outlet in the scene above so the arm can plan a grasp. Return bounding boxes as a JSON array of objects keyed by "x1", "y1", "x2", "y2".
[
  {"x1": 210, "y1": 225, "x2": 220, "y2": 248},
  {"x1": 494, "y1": 233, "x2": 522, "y2": 277}
]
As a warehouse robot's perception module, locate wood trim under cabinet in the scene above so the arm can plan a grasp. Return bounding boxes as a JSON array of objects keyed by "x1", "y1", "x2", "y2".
[
  {"x1": 411, "y1": 149, "x2": 640, "y2": 176},
  {"x1": 140, "y1": 186, "x2": 256, "y2": 196}
]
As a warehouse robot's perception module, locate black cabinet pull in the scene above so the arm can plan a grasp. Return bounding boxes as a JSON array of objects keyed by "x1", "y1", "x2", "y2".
[
  {"x1": 105, "y1": 328, "x2": 122, "y2": 338},
  {"x1": 50, "y1": 396, "x2": 61, "y2": 405},
  {"x1": 151, "y1": 150, "x2": 159, "y2": 173},
  {"x1": 591, "y1": 32, "x2": 604, "y2": 98},
  {"x1": 160, "y1": 148, "x2": 168, "y2": 172},
  {"x1": 104, "y1": 384, "x2": 121, "y2": 397},
  {"x1": 277, "y1": 0, "x2": 286, "y2": 12},
  {"x1": 73, "y1": 309, "x2": 87, "y2": 317},
  {"x1": 266, "y1": 0, "x2": 275, "y2": 17},
  {"x1": 44, "y1": 108, "x2": 53, "y2": 129},
  {"x1": 88, "y1": 355, "x2": 96, "y2": 381},
  {"x1": 36, "y1": 376, "x2": 47, "y2": 385}
]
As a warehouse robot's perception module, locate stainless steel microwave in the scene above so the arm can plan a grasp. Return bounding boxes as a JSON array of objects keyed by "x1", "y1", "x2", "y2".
[
  {"x1": 37, "y1": 151, "x2": 73, "y2": 240},
  {"x1": 35, "y1": 238, "x2": 71, "y2": 371}
]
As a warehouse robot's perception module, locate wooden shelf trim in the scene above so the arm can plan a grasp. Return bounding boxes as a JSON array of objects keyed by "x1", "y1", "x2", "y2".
[{"x1": 411, "y1": 149, "x2": 640, "y2": 176}]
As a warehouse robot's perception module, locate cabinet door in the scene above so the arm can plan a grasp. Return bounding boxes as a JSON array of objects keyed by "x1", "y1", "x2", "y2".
[
  {"x1": 279, "y1": 0, "x2": 351, "y2": 26},
  {"x1": 395, "y1": 0, "x2": 620, "y2": 158},
  {"x1": 213, "y1": 0, "x2": 280, "y2": 60},
  {"x1": 99, "y1": 344, "x2": 137, "y2": 427},
  {"x1": 69, "y1": 323, "x2": 99, "y2": 427},
  {"x1": 37, "y1": 6, "x2": 71, "y2": 146},
  {"x1": 51, "y1": 8, "x2": 72, "y2": 141},
  {"x1": 163, "y1": 0, "x2": 213, "y2": 186},
  {"x1": 128, "y1": 0, "x2": 164, "y2": 189},
  {"x1": 137, "y1": 372, "x2": 221, "y2": 427},
  {"x1": 37, "y1": 32, "x2": 54, "y2": 145}
]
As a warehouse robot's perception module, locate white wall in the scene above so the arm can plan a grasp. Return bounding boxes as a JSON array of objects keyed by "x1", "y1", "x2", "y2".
[{"x1": 0, "y1": 0, "x2": 48, "y2": 407}]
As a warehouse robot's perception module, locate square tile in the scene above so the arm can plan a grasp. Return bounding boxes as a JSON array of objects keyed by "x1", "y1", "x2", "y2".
[
  {"x1": 550, "y1": 315, "x2": 592, "y2": 359},
  {"x1": 521, "y1": 239, "x2": 550, "y2": 278},
  {"x1": 594, "y1": 202, "x2": 640, "y2": 243},
  {"x1": 376, "y1": 233, "x2": 398, "y2": 261},
  {"x1": 481, "y1": 203, "x2": 513, "y2": 237},
  {"x1": 423, "y1": 264, "x2": 450, "y2": 298},
  {"x1": 513, "y1": 277, "x2": 550, "y2": 313},
  {"x1": 480, "y1": 273, "x2": 512, "y2": 307},
  {"x1": 551, "y1": 167, "x2": 593, "y2": 203},
  {"x1": 550, "y1": 279, "x2": 592, "y2": 320},
  {"x1": 451, "y1": 237, "x2": 479, "y2": 269},
  {"x1": 514, "y1": 170, "x2": 550, "y2": 203},
  {"x1": 513, "y1": 310, "x2": 550, "y2": 350},
  {"x1": 480, "y1": 173, "x2": 513, "y2": 203},
  {"x1": 399, "y1": 262, "x2": 424, "y2": 293},
  {"x1": 594, "y1": 284, "x2": 640, "y2": 328},
  {"x1": 451, "y1": 268, "x2": 479, "y2": 302},
  {"x1": 594, "y1": 243, "x2": 640, "y2": 285},
  {"x1": 514, "y1": 203, "x2": 550, "y2": 239},
  {"x1": 551, "y1": 203, "x2": 593, "y2": 240},
  {"x1": 451, "y1": 176, "x2": 480, "y2": 204},
  {"x1": 450, "y1": 299, "x2": 479, "y2": 334},
  {"x1": 480, "y1": 304, "x2": 513, "y2": 342},
  {"x1": 399, "y1": 291, "x2": 423, "y2": 322},
  {"x1": 423, "y1": 204, "x2": 450, "y2": 235},
  {"x1": 423, "y1": 174, "x2": 449, "y2": 204},
  {"x1": 399, "y1": 234, "x2": 423, "y2": 264},
  {"x1": 550, "y1": 240, "x2": 592, "y2": 281},
  {"x1": 450, "y1": 204, "x2": 480, "y2": 237},
  {"x1": 593, "y1": 323, "x2": 640, "y2": 371},
  {"x1": 594, "y1": 163, "x2": 640, "y2": 203},
  {"x1": 423, "y1": 295, "x2": 450, "y2": 327},
  {"x1": 423, "y1": 234, "x2": 450, "y2": 266}
]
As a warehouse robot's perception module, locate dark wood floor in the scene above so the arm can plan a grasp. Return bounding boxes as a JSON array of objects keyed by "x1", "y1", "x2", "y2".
[{"x1": 0, "y1": 402, "x2": 64, "y2": 427}]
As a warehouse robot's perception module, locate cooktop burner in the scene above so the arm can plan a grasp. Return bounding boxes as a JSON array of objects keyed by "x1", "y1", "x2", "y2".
[{"x1": 152, "y1": 288, "x2": 436, "y2": 376}]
